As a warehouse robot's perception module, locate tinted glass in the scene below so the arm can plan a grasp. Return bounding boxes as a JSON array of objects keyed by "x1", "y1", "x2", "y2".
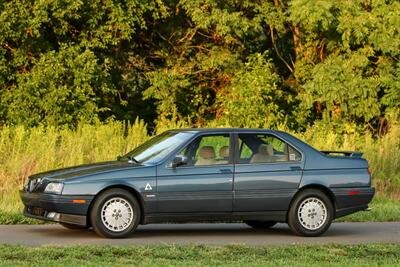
[
  {"x1": 237, "y1": 133, "x2": 301, "y2": 164},
  {"x1": 122, "y1": 131, "x2": 195, "y2": 164},
  {"x1": 175, "y1": 134, "x2": 231, "y2": 167}
]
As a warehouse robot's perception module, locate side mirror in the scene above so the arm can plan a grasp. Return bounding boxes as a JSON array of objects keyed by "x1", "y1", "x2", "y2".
[{"x1": 170, "y1": 155, "x2": 187, "y2": 168}]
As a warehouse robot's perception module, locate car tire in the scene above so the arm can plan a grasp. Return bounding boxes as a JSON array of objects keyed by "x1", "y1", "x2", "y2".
[
  {"x1": 60, "y1": 223, "x2": 88, "y2": 230},
  {"x1": 245, "y1": 220, "x2": 277, "y2": 229},
  {"x1": 288, "y1": 189, "x2": 334, "y2": 237},
  {"x1": 90, "y1": 188, "x2": 141, "y2": 238}
]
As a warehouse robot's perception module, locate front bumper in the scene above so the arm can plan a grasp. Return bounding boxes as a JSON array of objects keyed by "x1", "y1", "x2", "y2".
[{"x1": 20, "y1": 190, "x2": 94, "y2": 226}]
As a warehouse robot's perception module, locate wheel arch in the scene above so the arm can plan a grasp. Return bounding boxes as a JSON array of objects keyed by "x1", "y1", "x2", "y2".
[{"x1": 87, "y1": 184, "x2": 145, "y2": 226}]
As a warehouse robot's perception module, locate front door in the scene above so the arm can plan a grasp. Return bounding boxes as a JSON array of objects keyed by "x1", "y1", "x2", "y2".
[
  {"x1": 233, "y1": 133, "x2": 304, "y2": 212},
  {"x1": 157, "y1": 133, "x2": 234, "y2": 213}
]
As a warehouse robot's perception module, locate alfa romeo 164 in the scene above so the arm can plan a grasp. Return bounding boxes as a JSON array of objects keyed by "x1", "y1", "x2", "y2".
[{"x1": 20, "y1": 129, "x2": 375, "y2": 238}]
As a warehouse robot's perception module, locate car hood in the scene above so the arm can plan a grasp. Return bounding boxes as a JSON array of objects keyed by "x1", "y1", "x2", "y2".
[{"x1": 29, "y1": 160, "x2": 147, "y2": 181}]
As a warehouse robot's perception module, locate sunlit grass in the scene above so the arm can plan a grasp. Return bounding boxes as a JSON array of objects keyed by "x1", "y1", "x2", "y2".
[
  {"x1": 335, "y1": 196, "x2": 400, "y2": 222},
  {"x1": 0, "y1": 244, "x2": 399, "y2": 266},
  {"x1": 0, "y1": 119, "x2": 148, "y2": 214}
]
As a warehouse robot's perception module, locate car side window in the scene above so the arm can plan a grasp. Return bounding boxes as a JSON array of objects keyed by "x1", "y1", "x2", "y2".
[
  {"x1": 175, "y1": 134, "x2": 231, "y2": 167},
  {"x1": 237, "y1": 133, "x2": 301, "y2": 164}
]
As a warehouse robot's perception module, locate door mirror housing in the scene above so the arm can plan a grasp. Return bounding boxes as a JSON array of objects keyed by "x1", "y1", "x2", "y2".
[{"x1": 170, "y1": 155, "x2": 187, "y2": 168}]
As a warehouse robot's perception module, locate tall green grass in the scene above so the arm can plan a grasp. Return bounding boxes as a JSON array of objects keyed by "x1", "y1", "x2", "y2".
[
  {"x1": 0, "y1": 120, "x2": 399, "y2": 222},
  {"x1": 0, "y1": 119, "x2": 148, "y2": 213}
]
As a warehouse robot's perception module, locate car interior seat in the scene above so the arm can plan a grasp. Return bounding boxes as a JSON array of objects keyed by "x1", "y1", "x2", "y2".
[
  {"x1": 195, "y1": 146, "x2": 216, "y2": 166},
  {"x1": 218, "y1": 146, "x2": 229, "y2": 164},
  {"x1": 250, "y1": 143, "x2": 274, "y2": 163}
]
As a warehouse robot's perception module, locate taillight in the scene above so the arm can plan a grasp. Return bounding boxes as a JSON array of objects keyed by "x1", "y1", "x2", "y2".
[{"x1": 368, "y1": 167, "x2": 372, "y2": 176}]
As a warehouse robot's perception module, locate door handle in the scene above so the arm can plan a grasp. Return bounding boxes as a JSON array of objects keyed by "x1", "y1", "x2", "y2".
[
  {"x1": 219, "y1": 169, "x2": 232, "y2": 174},
  {"x1": 290, "y1": 166, "x2": 302, "y2": 171}
]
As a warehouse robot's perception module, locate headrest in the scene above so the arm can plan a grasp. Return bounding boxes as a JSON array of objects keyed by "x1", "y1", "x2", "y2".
[
  {"x1": 199, "y1": 146, "x2": 216, "y2": 159},
  {"x1": 258, "y1": 144, "x2": 273, "y2": 156},
  {"x1": 219, "y1": 146, "x2": 229, "y2": 158}
]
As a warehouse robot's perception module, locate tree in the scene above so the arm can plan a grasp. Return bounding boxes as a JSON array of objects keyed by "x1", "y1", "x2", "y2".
[
  {"x1": 0, "y1": 0, "x2": 167, "y2": 126},
  {"x1": 216, "y1": 53, "x2": 286, "y2": 128},
  {"x1": 0, "y1": 0, "x2": 398, "y2": 133}
]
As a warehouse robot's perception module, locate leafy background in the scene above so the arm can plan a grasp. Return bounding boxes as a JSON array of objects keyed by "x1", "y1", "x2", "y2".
[{"x1": 0, "y1": 0, "x2": 398, "y2": 131}]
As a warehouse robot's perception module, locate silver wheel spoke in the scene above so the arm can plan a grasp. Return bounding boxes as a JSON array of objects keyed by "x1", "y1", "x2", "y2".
[
  {"x1": 297, "y1": 197, "x2": 327, "y2": 231},
  {"x1": 100, "y1": 197, "x2": 134, "y2": 232}
]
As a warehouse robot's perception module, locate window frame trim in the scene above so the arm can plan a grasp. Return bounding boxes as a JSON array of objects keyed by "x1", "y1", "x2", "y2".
[
  {"x1": 234, "y1": 132, "x2": 304, "y2": 165},
  {"x1": 165, "y1": 132, "x2": 235, "y2": 169}
]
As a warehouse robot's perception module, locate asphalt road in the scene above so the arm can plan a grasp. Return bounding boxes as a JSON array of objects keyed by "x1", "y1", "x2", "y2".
[{"x1": 0, "y1": 222, "x2": 399, "y2": 246}]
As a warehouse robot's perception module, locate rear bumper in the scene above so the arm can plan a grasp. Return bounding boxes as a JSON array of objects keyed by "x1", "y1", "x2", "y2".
[
  {"x1": 332, "y1": 187, "x2": 375, "y2": 218},
  {"x1": 20, "y1": 190, "x2": 94, "y2": 226}
]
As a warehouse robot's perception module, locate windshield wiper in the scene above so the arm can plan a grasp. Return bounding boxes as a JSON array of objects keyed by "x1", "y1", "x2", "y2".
[
  {"x1": 127, "y1": 156, "x2": 139, "y2": 164},
  {"x1": 117, "y1": 155, "x2": 139, "y2": 164}
]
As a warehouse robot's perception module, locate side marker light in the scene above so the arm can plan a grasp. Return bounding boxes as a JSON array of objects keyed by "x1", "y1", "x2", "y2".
[{"x1": 72, "y1": 199, "x2": 86, "y2": 204}]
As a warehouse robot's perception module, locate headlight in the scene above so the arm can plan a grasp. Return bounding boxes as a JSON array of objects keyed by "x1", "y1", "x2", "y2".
[{"x1": 44, "y1": 182, "x2": 64, "y2": 194}]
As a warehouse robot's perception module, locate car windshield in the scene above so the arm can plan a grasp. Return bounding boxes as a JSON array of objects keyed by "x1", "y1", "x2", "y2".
[{"x1": 120, "y1": 131, "x2": 195, "y2": 164}]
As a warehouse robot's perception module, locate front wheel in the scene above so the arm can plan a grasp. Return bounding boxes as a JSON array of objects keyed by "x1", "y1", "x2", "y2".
[
  {"x1": 90, "y1": 188, "x2": 141, "y2": 238},
  {"x1": 288, "y1": 189, "x2": 333, "y2": 237}
]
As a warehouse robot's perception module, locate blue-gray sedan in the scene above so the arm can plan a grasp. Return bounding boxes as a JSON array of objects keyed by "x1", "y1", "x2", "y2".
[{"x1": 20, "y1": 128, "x2": 375, "y2": 238}]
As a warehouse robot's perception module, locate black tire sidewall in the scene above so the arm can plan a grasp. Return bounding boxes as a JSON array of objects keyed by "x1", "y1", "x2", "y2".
[
  {"x1": 90, "y1": 188, "x2": 141, "y2": 238},
  {"x1": 288, "y1": 189, "x2": 333, "y2": 237}
]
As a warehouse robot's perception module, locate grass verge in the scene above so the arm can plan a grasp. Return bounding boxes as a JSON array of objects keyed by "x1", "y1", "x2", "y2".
[
  {"x1": 334, "y1": 196, "x2": 400, "y2": 222},
  {"x1": 0, "y1": 244, "x2": 399, "y2": 266}
]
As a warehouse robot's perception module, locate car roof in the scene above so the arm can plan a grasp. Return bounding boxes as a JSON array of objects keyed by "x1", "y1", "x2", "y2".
[{"x1": 167, "y1": 128, "x2": 281, "y2": 134}]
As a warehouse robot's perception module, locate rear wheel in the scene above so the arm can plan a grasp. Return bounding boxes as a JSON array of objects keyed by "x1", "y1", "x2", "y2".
[
  {"x1": 60, "y1": 223, "x2": 88, "y2": 230},
  {"x1": 288, "y1": 189, "x2": 333, "y2": 236},
  {"x1": 245, "y1": 220, "x2": 277, "y2": 229},
  {"x1": 90, "y1": 188, "x2": 141, "y2": 238}
]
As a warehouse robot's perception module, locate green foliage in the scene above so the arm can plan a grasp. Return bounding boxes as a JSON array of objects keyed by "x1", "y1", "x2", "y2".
[
  {"x1": 301, "y1": 50, "x2": 381, "y2": 123},
  {"x1": 291, "y1": 0, "x2": 400, "y2": 127},
  {"x1": 216, "y1": 53, "x2": 286, "y2": 128},
  {"x1": 0, "y1": 0, "x2": 399, "y2": 131},
  {"x1": 1, "y1": 46, "x2": 113, "y2": 126},
  {"x1": 289, "y1": 0, "x2": 339, "y2": 32},
  {"x1": 0, "y1": 0, "x2": 167, "y2": 127}
]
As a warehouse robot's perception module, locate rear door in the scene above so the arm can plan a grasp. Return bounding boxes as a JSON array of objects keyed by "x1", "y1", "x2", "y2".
[
  {"x1": 156, "y1": 133, "x2": 234, "y2": 213},
  {"x1": 233, "y1": 132, "x2": 304, "y2": 212}
]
